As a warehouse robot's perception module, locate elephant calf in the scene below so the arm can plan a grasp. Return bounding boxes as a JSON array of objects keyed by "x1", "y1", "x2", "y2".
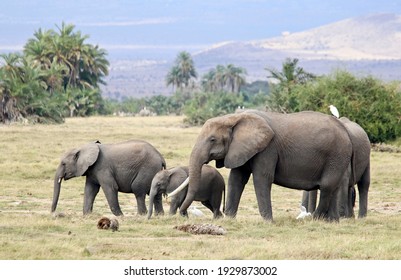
[
  {"x1": 51, "y1": 140, "x2": 166, "y2": 216},
  {"x1": 147, "y1": 165, "x2": 225, "y2": 219}
]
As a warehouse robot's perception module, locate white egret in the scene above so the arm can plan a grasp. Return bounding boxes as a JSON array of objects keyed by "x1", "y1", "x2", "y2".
[
  {"x1": 329, "y1": 105, "x2": 339, "y2": 118},
  {"x1": 296, "y1": 205, "x2": 311, "y2": 220},
  {"x1": 188, "y1": 206, "x2": 204, "y2": 217}
]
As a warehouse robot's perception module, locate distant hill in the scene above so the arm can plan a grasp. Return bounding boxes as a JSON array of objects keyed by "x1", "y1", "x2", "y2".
[{"x1": 102, "y1": 13, "x2": 401, "y2": 100}]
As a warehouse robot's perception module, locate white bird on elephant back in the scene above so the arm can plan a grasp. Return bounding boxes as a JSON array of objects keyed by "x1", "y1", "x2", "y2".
[{"x1": 329, "y1": 105, "x2": 339, "y2": 118}]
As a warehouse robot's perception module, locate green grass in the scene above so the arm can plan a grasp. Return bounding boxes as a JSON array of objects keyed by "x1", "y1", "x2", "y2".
[{"x1": 0, "y1": 116, "x2": 400, "y2": 259}]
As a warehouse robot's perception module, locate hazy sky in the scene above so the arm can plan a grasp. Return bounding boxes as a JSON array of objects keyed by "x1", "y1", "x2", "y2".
[{"x1": 0, "y1": 0, "x2": 399, "y2": 59}]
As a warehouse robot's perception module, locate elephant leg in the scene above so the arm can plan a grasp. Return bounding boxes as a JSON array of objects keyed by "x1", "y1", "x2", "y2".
[
  {"x1": 181, "y1": 210, "x2": 188, "y2": 217},
  {"x1": 169, "y1": 198, "x2": 181, "y2": 215},
  {"x1": 315, "y1": 186, "x2": 341, "y2": 222},
  {"x1": 308, "y1": 190, "x2": 318, "y2": 213},
  {"x1": 201, "y1": 201, "x2": 213, "y2": 212},
  {"x1": 301, "y1": 191, "x2": 309, "y2": 209},
  {"x1": 100, "y1": 180, "x2": 123, "y2": 216},
  {"x1": 204, "y1": 197, "x2": 224, "y2": 219},
  {"x1": 253, "y1": 172, "x2": 274, "y2": 221},
  {"x1": 83, "y1": 178, "x2": 100, "y2": 215},
  {"x1": 357, "y1": 167, "x2": 370, "y2": 218},
  {"x1": 225, "y1": 167, "x2": 251, "y2": 218},
  {"x1": 153, "y1": 193, "x2": 164, "y2": 216},
  {"x1": 314, "y1": 166, "x2": 348, "y2": 221},
  {"x1": 135, "y1": 194, "x2": 147, "y2": 215},
  {"x1": 327, "y1": 186, "x2": 340, "y2": 221},
  {"x1": 313, "y1": 189, "x2": 331, "y2": 220},
  {"x1": 301, "y1": 190, "x2": 317, "y2": 213},
  {"x1": 347, "y1": 186, "x2": 356, "y2": 218},
  {"x1": 201, "y1": 200, "x2": 222, "y2": 218},
  {"x1": 338, "y1": 185, "x2": 350, "y2": 218}
]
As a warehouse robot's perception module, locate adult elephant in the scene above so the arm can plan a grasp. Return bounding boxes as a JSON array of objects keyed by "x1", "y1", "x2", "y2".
[
  {"x1": 51, "y1": 140, "x2": 166, "y2": 216},
  {"x1": 182, "y1": 110, "x2": 353, "y2": 221},
  {"x1": 302, "y1": 117, "x2": 370, "y2": 218},
  {"x1": 147, "y1": 165, "x2": 225, "y2": 219}
]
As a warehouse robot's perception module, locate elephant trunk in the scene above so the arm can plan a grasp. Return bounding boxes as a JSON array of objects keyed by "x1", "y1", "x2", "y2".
[
  {"x1": 181, "y1": 143, "x2": 206, "y2": 212},
  {"x1": 147, "y1": 188, "x2": 157, "y2": 219},
  {"x1": 51, "y1": 164, "x2": 64, "y2": 213}
]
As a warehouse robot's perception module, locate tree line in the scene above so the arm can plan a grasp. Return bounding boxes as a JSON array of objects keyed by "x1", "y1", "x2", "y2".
[
  {"x1": 1, "y1": 24, "x2": 400, "y2": 143},
  {"x1": 0, "y1": 22, "x2": 108, "y2": 123}
]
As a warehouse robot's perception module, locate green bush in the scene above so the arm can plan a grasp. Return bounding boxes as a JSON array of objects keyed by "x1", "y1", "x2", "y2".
[
  {"x1": 291, "y1": 71, "x2": 401, "y2": 143},
  {"x1": 183, "y1": 91, "x2": 243, "y2": 125}
]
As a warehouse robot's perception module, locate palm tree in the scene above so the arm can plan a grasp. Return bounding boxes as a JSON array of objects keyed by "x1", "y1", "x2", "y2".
[
  {"x1": 224, "y1": 64, "x2": 247, "y2": 93},
  {"x1": 24, "y1": 29, "x2": 54, "y2": 69},
  {"x1": 43, "y1": 59, "x2": 68, "y2": 95},
  {"x1": 166, "y1": 51, "x2": 197, "y2": 92},
  {"x1": 201, "y1": 64, "x2": 247, "y2": 93},
  {"x1": 265, "y1": 58, "x2": 316, "y2": 113},
  {"x1": 25, "y1": 22, "x2": 109, "y2": 104},
  {"x1": 201, "y1": 69, "x2": 217, "y2": 92},
  {"x1": 166, "y1": 65, "x2": 181, "y2": 92},
  {"x1": 266, "y1": 58, "x2": 315, "y2": 88},
  {"x1": 79, "y1": 44, "x2": 109, "y2": 88},
  {"x1": 0, "y1": 53, "x2": 24, "y2": 122}
]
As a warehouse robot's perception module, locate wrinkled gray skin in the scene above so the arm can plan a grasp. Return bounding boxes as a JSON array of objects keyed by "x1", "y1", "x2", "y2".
[
  {"x1": 184, "y1": 110, "x2": 353, "y2": 222},
  {"x1": 51, "y1": 140, "x2": 166, "y2": 216},
  {"x1": 302, "y1": 117, "x2": 370, "y2": 218},
  {"x1": 148, "y1": 165, "x2": 225, "y2": 219}
]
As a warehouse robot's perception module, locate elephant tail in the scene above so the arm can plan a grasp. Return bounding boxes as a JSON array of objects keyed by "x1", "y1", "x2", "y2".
[
  {"x1": 341, "y1": 121, "x2": 357, "y2": 185},
  {"x1": 351, "y1": 149, "x2": 356, "y2": 186},
  {"x1": 161, "y1": 157, "x2": 167, "y2": 170},
  {"x1": 222, "y1": 185, "x2": 226, "y2": 214}
]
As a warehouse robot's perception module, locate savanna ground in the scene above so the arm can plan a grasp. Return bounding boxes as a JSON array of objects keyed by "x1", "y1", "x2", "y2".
[{"x1": 0, "y1": 116, "x2": 400, "y2": 260}]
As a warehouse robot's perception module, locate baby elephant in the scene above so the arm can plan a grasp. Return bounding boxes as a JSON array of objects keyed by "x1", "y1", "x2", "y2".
[{"x1": 147, "y1": 165, "x2": 225, "y2": 219}]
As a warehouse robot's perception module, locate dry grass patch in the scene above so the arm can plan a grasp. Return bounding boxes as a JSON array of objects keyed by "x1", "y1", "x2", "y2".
[{"x1": 0, "y1": 116, "x2": 400, "y2": 260}]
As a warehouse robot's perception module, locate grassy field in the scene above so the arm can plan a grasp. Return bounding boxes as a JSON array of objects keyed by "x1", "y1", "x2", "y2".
[{"x1": 0, "y1": 116, "x2": 400, "y2": 260}]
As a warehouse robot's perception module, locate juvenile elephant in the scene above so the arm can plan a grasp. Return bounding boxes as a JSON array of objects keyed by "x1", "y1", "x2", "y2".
[
  {"x1": 147, "y1": 165, "x2": 225, "y2": 219},
  {"x1": 51, "y1": 140, "x2": 166, "y2": 216},
  {"x1": 302, "y1": 116, "x2": 370, "y2": 218},
  {"x1": 183, "y1": 110, "x2": 354, "y2": 221}
]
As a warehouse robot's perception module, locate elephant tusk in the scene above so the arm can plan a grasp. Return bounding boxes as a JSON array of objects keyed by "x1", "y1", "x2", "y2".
[
  {"x1": 166, "y1": 177, "x2": 189, "y2": 198},
  {"x1": 58, "y1": 177, "x2": 62, "y2": 184}
]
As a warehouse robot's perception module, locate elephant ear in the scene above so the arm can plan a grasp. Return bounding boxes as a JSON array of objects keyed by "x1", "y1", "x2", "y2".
[
  {"x1": 76, "y1": 142, "x2": 100, "y2": 176},
  {"x1": 224, "y1": 113, "x2": 274, "y2": 169},
  {"x1": 169, "y1": 167, "x2": 188, "y2": 185}
]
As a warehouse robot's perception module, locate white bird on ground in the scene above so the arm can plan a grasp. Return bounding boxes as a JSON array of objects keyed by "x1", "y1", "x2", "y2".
[
  {"x1": 296, "y1": 205, "x2": 311, "y2": 220},
  {"x1": 188, "y1": 206, "x2": 204, "y2": 217},
  {"x1": 329, "y1": 104, "x2": 339, "y2": 118}
]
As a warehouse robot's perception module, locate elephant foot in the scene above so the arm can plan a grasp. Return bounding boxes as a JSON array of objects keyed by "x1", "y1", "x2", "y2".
[
  {"x1": 312, "y1": 210, "x2": 327, "y2": 220},
  {"x1": 111, "y1": 211, "x2": 124, "y2": 216},
  {"x1": 155, "y1": 210, "x2": 165, "y2": 216},
  {"x1": 261, "y1": 215, "x2": 273, "y2": 223},
  {"x1": 313, "y1": 211, "x2": 339, "y2": 222},
  {"x1": 213, "y1": 211, "x2": 224, "y2": 219},
  {"x1": 179, "y1": 210, "x2": 188, "y2": 218},
  {"x1": 223, "y1": 209, "x2": 237, "y2": 218}
]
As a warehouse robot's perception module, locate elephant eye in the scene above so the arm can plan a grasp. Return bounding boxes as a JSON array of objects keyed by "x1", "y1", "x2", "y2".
[
  {"x1": 209, "y1": 136, "x2": 216, "y2": 143},
  {"x1": 157, "y1": 182, "x2": 161, "y2": 186}
]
